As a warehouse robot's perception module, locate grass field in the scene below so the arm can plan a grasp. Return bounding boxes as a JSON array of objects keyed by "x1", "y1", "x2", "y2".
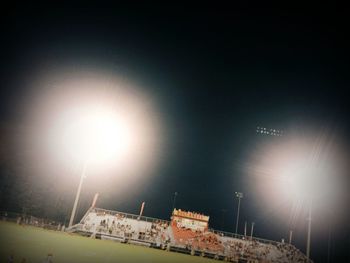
[{"x1": 0, "y1": 221, "x2": 217, "y2": 263}]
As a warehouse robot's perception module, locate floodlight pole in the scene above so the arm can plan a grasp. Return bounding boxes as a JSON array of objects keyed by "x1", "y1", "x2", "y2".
[
  {"x1": 289, "y1": 230, "x2": 293, "y2": 244},
  {"x1": 69, "y1": 163, "x2": 87, "y2": 228},
  {"x1": 235, "y1": 192, "x2": 243, "y2": 237},
  {"x1": 172, "y1": 192, "x2": 178, "y2": 212},
  {"x1": 250, "y1": 222, "x2": 255, "y2": 238},
  {"x1": 306, "y1": 199, "x2": 312, "y2": 262}
]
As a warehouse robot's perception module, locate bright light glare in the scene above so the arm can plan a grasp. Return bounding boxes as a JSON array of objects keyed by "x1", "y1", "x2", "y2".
[
  {"x1": 246, "y1": 130, "x2": 346, "y2": 224},
  {"x1": 26, "y1": 71, "x2": 163, "y2": 179},
  {"x1": 60, "y1": 106, "x2": 133, "y2": 165},
  {"x1": 252, "y1": 137, "x2": 332, "y2": 202},
  {"x1": 270, "y1": 143, "x2": 324, "y2": 201}
]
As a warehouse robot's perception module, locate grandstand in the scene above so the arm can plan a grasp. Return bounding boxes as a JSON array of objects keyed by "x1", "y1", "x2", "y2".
[{"x1": 70, "y1": 207, "x2": 311, "y2": 263}]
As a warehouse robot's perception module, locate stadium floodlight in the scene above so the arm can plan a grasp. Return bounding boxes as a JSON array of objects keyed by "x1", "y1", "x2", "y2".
[
  {"x1": 60, "y1": 106, "x2": 134, "y2": 167},
  {"x1": 23, "y1": 70, "x2": 164, "y2": 231},
  {"x1": 235, "y1": 191, "x2": 243, "y2": 236},
  {"x1": 66, "y1": 105, "x2": 138, "y2": 227},
  {"x1": 248, "y1": 132, "x2": 344, "y2": 262},
  {"x1": 256, "y1": 126, "x2": 284, "y2": 136},
  {"x1": 27, "y1": 73, "x2": 163, "y2": 228}
]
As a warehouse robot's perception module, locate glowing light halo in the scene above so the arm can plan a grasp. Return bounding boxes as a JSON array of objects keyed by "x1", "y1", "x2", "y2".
[
  {"x1": 26, "y1": 71, "x2": 164, "y2": 178},
  {"x1": 59, "y1": 105, "x2": 134, "y2": 166},
  {"x1": 246, "y1": 130, "x2": 346, "y2": 224}
]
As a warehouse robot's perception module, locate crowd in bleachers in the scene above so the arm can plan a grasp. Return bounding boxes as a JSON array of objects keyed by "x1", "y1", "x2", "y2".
[
  {"x1": 220, "y1": 238, "x2": 309, "y2": 263},
  {"x1": 171, "y1": 221, "x2": 311, "y2": 262},
  {"x1": 191, "y1": 232, "x2": 224, "y2": 253},
  {"x1": 2, "y1": 208, "x2": 311, "y2": 262},
  {"x1": 275, "y1": 243, "x2": 309, "y2": 263},
  {"x1": 77, "y1": 208, "x2": 311, "y2": 263},
  {"x1": 81, "y1": 210, "x2": 170, "y2": 245},
  {"x1": 171, "y1": 223, "x2": 224, "y2": 253},
  {"x1": 222, "y1": 238, "x2": 274, "y2": 262}
]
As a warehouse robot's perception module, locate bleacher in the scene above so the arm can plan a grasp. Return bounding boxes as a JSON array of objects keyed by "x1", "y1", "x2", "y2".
[
  {"x1": 71, "y1": 207, "x2": 311, "y2": 263},
  {"x1": 171, "y1": 223, "x2": 224, "y2": 253},
  {"x1": 74, "y1": 207, "x2": 170, "y2": 246}
]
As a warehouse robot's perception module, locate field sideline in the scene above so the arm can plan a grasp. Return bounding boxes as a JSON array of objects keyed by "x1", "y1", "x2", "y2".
[{"x1": 0, "y1": 221, "x2": 218, "y2": 263}]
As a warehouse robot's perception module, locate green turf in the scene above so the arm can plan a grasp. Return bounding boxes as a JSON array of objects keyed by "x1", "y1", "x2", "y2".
[{"x1": 0, "y1": 221, "x2": 217, "y2": 263}]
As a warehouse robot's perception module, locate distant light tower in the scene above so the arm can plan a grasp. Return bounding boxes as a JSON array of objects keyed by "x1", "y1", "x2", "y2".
[
  {"x1": 33, "y1": 75, "x2": 161, "y2": 229},
  {"x1": 66, "y1": 109, "x2": 134, "y2": 228},
  {"x1": 235, "y1": 192, "x2": 243, "y2": 236},
  {"x1": 250, "y1": 221, "x2": 255, "y2": 239},
  {"x1": 172, "y1": 192, "x2": 178, "y2": 212},
  {"x1": 256, "y1": 126, "x2": 284, "y2": 137},
  {"x1": 251, "y1": 130, "x2": 338, "y2": 263}
]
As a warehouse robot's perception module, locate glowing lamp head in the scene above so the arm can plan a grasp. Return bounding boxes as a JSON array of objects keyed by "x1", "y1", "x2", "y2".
[
  {"x1": 279, "y1": 159, "x2": 320, "y2": 201},
  {"x1": 61, "y1": 106, "x2": 133, "y2": 165},
  {"x1": 24, "y1": 70, "x2": 163, "y2": 183},
  {"x1": 248, "y1": 132, "x2": 344, "y2": 213}
]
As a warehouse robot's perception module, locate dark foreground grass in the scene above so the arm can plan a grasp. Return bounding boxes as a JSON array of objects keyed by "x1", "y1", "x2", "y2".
[{"x1": 0, "y1": 221, "x2": 217, "y2": 263}]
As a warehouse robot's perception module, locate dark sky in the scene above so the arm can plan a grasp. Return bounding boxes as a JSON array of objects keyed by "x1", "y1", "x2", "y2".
[{"x1": 1, "y1": 3, "x2": 349, "y2": 262}]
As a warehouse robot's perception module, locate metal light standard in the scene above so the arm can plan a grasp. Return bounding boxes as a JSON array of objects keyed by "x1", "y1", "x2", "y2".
[
  {"x1": 62, "y1": 104, "x2": 138, "y2": 228},
  {"x1": 172, "y1": 192, "x2": 178, "y2": 212},
  {"x1": 306, "y1": 199, "x2": 312, "y2": 261},
  {"x1": 235, "y1": 191, "x2": 243, "y2": 236},
  {"x1": 68, "y1": 162, "x2": 87, "y2": 227},
  {"x1": 250, "y1": 221, "x2": 255, "y2": 240},
  {"x1": 34, "y1": 76, "x2": 161, "y2": 230}
]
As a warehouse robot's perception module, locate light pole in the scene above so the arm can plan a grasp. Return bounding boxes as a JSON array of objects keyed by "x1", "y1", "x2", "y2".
[
  {"x1": 63, "y1": 105, "x2": 135, "y2": 229},
  {"x1": 306, "y1": 199, "x2": 312, "y2": 261},
  {"x1": 235, "y1": 191, "x2": 243, "y2": 236},
  {"x1": 250, "y1": 222, "x2": 255, "y2": 240},
  {"x1": 38, "y1": 78, "x2": 161, "y2": 231},
  {"x1": 289, "y1": 230, "x2": 293, "y2": 244},
  {"x1": 172, "y1": 192, "x2": 178, "y2": 212},
  {"x1": 69, "y1": 162, "x2": 87, "y2": 227}
]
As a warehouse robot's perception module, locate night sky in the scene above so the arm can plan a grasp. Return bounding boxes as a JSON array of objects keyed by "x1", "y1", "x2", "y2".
[{"x1": 1, "y1": 3, "x2": 349, "y2": 262}]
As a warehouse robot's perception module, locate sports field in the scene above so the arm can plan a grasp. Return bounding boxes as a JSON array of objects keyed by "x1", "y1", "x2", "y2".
[{"x1": 0, "y1": 221, "x2": 217, "y2": 263}]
